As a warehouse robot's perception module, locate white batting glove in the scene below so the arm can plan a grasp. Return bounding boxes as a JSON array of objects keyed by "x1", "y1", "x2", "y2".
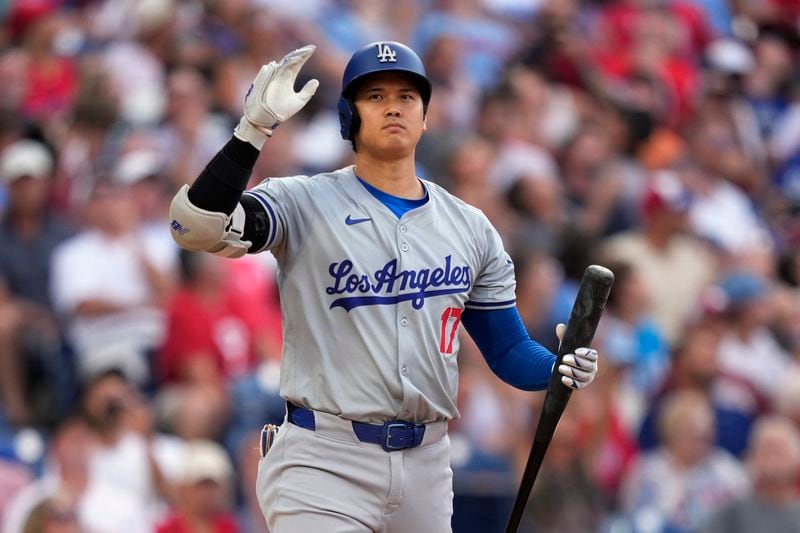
[
  {"x1": 554, "y1": 323, "x2": 599, "y2": 390},
  {"x1": 234, "y1": 45, "x2": 320, "y2": 150}
]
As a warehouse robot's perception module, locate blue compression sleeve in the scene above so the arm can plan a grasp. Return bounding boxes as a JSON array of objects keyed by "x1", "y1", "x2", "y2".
[{"x1": 461, "y1": 307, "x2": 556, "y2": 391}]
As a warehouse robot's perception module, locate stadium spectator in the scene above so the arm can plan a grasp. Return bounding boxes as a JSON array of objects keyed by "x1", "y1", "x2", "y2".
[
  {"x1": 3, "y1": 418, "x2": 90, "y2": 533},
  {"x1": 156, "y1": 440, "x2": 237, "y2": 533},
  {"x1": 233, "y1": 431, "x2": 269, "y2": 533},
  {"x1": 154, "y1": 68, "x2": 231, "y2": 189},
  {"x1": 620, "y1": 389, "x2": 749, "y2": 531},
  {"x1": 50, "y1": 179, "x2": 176, "y2": 386},
  {"x1": 20, "y1": 497, "x2": 80, "y2": 533},
  {"x1": 686, "y1": 113, "x2": 773, "y2": 254},
  {"x1": 714, "y1": 271, "x2": 796, "y2": 411},
  {"x1": 638, "y1": 324, "x2": 755, "y2": 457},
  {"x1": 604, "y1": 170, "x2": 717, "y2": 343},
  {"x1": 707, "y1": 415, "x2": 800, "y2": 533},
  {"x1": 571, "y1": 333, "x2": 640, "y2": 508},
  {"x1": 601, "y1": 260, "x2": 670, "y2": 397},
  {"x1": 0, "y1": 140, "x2": 73, "y2": 427},
  {"x1": 412, "y1": 0, "x2": 520, "y2": 89},
  {"x1": 78, "y1": 369, "x2": 185, "y2": 533},
  {"x1": 520, "y1": 409, "x2": 605, "y2": 532},
  {"x1": 158, "y1": 248, "x2": 281, "y2": 439},
  {"x1": 18, "y1": 13, "x2": 78, "y2": 127},
  {"x1": 213, "y1": 7, "x2": 287, "y2": 120}
]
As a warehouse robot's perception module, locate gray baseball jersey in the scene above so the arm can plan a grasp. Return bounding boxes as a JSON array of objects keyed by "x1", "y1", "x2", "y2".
[{"x1": 243, "y1": 165, "x2": 515, "y2": 424}]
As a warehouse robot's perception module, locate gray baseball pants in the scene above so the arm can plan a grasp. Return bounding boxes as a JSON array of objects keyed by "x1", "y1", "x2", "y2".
[{"x1": 256, "y1": 411, "x2": 452, "y2": 532}]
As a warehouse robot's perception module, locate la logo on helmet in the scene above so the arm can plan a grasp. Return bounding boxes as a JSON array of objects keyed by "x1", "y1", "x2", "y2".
[{"x1": 375, "y1": 43, "x2": 397, "y2": 63}]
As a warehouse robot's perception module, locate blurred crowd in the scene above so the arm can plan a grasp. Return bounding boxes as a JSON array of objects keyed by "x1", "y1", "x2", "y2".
[{"x1": 0, "y1": 0, "x2": 799, "y2": 531}]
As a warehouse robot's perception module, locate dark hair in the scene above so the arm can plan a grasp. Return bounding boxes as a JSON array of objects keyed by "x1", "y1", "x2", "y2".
[
  {"x1": 603, "y1": 261, "x2": 633, "y2": 311},
  {"x1": 555, "y1": 228, "x2": 599, "y2": 282},
  {"x1": 23, "y1": 499, "x2": 77, "y2": 533},
  {"x1": 78, "y1": 367, "x2": 127, "y2": 404},
  {"x1": 777, "y1": 251, "x2": 799, "y2": 287}
]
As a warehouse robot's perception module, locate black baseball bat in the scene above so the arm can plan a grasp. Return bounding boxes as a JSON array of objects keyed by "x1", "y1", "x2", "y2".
[{"x1": 504, "y1": 264, "x2": 614, "y2": 533}]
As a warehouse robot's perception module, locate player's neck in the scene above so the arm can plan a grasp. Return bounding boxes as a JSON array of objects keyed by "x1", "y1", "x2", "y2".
[{"x1": 354, "y1": 155, "x2": 424, "y2": 199}]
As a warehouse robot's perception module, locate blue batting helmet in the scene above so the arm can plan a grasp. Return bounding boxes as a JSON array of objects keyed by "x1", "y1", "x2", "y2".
[{"x1": 337, "y1": 41, "x2": 432, "y2": 142}]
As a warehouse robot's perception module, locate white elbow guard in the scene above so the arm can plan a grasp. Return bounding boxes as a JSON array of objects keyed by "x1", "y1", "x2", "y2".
[{"x1": 169, "y1": 185, "x2": 252, "y2": 258}]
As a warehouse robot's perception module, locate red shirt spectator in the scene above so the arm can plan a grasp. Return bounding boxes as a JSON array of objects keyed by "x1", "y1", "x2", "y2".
[
  {"x1": 578, "y1": 403, "x2": 639, "y2": 500},
  {"x1": 225, "y1": 255, "x2": 283, "y2": 357},
  {"x1": 20, "y1": 14, "x2": 78, "y2": 120},
  {"x1": 160, "y1": 254, "x2": 281, "y2": 384},
  {"x1": 160, "y1": 287, "x2": 255, "y2": 382},
  {"x1": 23, "y1": 56, "x2": 77, "y2": 119},
  {"x1": 591, "y1": 1, "x2": 711, "y2": 126},
  {"x1": 594, "y1": 1, "x2": 713, "y2": 59},
  {"x1": 156, "y1": 513, "x2": 238, "y2": 533}
]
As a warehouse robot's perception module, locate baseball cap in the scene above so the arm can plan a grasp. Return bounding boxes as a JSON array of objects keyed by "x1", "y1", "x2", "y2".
[
  {"x1": 718, "y1": 271, "x2": 769, "y2": 307},
  {"x1": 0, "y1": 140, "x2": 53, "y2": 185},
  {"x1": 642, "y1": 170, "x2": 692, "y2": 216},
  {"x1": 705, "y1": 39, "x2": 754, "y2": 75},
  {"x1": 112, "y1": 149, "x2": 164, "y2": 186},
  {"x1": 7, "y1": 0, "x2": 57, "y2": 41},
  {"x1": 180, "y1": 440, "x2": 233, "y2": 486}
]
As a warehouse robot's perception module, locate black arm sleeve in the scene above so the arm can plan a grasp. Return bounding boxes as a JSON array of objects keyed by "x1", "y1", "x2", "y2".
[
  {"x1": 239, "y1": 194, "x2": 270, "y2": 252},
  {"x1": 187, "y1": 135, "x2": 271, "y2": 252},
  {"x1": 187, "y1": 136, "x2": 260, "y2": 215}
]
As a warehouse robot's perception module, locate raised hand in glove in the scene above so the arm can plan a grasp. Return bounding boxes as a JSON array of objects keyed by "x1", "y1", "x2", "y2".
[{"x1": 235, "y1": 45, "x2": 320, "y2": 149}]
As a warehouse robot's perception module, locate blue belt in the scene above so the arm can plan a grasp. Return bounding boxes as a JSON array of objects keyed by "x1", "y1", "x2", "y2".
[{"x1": 286, "y1": 402, "x2": 426, "y2": 452}]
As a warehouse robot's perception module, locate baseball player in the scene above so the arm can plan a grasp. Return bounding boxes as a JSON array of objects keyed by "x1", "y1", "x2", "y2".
[{"x1": 169, "y1": 42, "x2": 600, "y2": 532}]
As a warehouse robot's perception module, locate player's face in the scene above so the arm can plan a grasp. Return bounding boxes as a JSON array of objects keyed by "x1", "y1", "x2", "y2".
[{"x1": 353, "y1": 71, "x2": 426, "y2": 158}]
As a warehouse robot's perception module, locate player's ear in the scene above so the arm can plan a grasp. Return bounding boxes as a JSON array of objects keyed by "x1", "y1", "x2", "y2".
[{"x1": 422, "y1": 115, "x2": 427, "y2": 133}]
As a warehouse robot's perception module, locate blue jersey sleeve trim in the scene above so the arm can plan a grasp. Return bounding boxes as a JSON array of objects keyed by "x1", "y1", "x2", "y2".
[
  {"x1": 461, "y1": 306, "x2": 556, "y2": 391},
  {"x1": 464, "y1": 299, "x2": 516, "y2": 309},
  {"x1": 243, "y1": 190, "x2": 277, "y2": 250}
]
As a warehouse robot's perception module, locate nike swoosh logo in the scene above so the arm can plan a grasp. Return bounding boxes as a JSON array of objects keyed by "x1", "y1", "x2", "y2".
[{"x1": 345, "y1": 215, "x2": 372, "y2": 226}]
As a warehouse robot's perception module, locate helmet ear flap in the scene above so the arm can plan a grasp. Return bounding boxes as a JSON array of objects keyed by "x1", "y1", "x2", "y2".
[
  {"x1": 336, "y1": 97, "x2": 351, "y2": 139},
  {"x1": 337, "y1": 97, "x2": 360, "y2": 149}
]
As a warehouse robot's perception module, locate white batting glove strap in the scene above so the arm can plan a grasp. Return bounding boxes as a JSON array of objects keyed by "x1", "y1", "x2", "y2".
[
  {"x1": 234, "y1": 117, "x2": 272, "y2": 151},
  {"x1": 234, "y1": 45, "x2": 320, "y2": 150},
  {"x1": 558, "y1": 347, "x2": 599, "y2": 390}
]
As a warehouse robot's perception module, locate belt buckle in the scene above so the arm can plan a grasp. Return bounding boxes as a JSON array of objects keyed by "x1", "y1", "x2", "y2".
[{"x1": 381, "y1": 422, "x2": 413, "y2": 452}]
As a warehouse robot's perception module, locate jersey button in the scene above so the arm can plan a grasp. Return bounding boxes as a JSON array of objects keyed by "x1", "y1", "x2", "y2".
[
  {"x1": 400, "y1": 243, "x2": 409, "y2": 252},
  {"x1": 400, "y1": 225, "x2": 407, "y2": 233},
  {"x1": 401, "y1": 365, "x2": 408, "y2": 376},
  {"x1": 400, "y1": 317, "x2": 408, "y2": 327}
]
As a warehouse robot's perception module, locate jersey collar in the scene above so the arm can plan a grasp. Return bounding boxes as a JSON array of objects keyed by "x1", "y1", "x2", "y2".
[{"x1": 339, "y1": 166, "x2": 434, "y2": 223}]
